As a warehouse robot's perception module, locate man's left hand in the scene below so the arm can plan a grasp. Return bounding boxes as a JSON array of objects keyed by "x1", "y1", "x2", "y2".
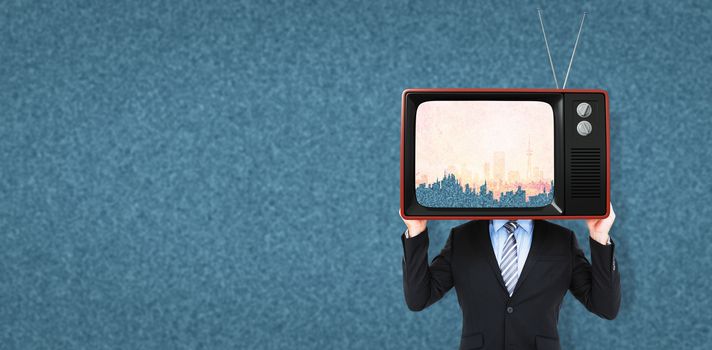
[{"x1": 586, "y1": 203, "x2": 616, "y2": 245}]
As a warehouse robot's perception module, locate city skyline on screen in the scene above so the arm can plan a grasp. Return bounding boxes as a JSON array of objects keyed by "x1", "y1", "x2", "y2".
[{"x1": 415, "y1": 101, "x2": 555, "y2": 208}]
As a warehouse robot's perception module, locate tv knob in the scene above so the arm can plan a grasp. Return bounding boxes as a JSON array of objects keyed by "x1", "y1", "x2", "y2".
[
  {"x1": 576, "y1": 102, "x2": 592, "y2": 118},
  {"x1": 577, "y1": 121, "x2": 592, "y2": 136}
]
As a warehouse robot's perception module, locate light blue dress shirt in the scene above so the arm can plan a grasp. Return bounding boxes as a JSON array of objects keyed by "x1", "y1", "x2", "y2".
[{"x1": 489, "y1": 220, "x2": 534, "y2": 277}]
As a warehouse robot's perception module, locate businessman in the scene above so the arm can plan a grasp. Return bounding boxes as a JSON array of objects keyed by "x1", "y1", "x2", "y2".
[{"x1": 400, "y1": 205, "x2": 620, "y2": 350}]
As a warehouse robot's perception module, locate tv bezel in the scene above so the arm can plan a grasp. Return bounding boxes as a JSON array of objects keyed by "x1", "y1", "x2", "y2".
[{"x1": 400, "y1": 88, "x2": 610, "y2": 220}]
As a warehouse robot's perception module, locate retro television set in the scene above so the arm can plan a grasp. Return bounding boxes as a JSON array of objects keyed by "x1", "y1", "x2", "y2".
[{"x1": 399, "y1": 88, "x2": 610, "y2": 220}]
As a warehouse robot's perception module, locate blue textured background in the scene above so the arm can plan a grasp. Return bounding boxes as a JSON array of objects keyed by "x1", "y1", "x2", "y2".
[{"x1": 1, "y1": 0, "x2": 711, "y2": 349}]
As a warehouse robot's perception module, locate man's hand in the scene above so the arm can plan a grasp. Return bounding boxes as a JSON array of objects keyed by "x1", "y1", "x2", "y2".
[
  {"x1": 399, "y1": 209, "x2": 427, "y2": 238},
  {"x1": 586, "y1": 203, "x2": 616, "y2": 245}
]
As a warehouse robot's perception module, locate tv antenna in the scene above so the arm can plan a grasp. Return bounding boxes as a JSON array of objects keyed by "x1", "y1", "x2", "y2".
[{"x1": 537, "y1": 9, "x2": 587, "y2": 89}]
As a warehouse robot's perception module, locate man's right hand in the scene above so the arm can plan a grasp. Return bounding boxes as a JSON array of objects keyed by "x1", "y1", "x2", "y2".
[{"x1": 399, "y1": 209, "x2": 427, "y2": 238}]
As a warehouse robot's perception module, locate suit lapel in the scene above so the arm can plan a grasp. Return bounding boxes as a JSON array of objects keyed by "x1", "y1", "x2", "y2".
[
  {"x1": 512, "y1": 220, "x2": 544, "y2": 295},
  {"x1": 479, "y1": 220, "x2": 509, "y2": 296}
]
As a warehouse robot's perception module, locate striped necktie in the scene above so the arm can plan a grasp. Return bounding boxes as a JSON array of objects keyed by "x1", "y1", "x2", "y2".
[{"x1": 499, "y1": 221, "x2": 519, "y2": 296}]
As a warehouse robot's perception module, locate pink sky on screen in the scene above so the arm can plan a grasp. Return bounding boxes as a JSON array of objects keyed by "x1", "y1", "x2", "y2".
[{"x1": 415, "y1": 101, "x2": 554, "y2": 187}]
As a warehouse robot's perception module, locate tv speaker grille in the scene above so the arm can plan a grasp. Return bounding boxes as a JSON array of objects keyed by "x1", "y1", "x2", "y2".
[{"x1": 570, "y1": 148, "x2": 602, "y2": 199}]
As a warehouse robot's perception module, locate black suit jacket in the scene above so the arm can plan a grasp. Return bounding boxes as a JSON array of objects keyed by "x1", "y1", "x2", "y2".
[{"x1": 401, "y1": 220, "x2": 620, "y2": 350}]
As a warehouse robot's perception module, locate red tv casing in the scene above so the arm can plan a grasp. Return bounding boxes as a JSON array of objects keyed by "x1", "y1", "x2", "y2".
[{"x1": 400, "y1": 88, "x2": 610, "y2": 220}]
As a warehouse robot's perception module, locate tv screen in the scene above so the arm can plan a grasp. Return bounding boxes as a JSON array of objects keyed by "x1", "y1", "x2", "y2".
[{"x1": 415, "y1": 101, "x2": 554, "y2": 208}]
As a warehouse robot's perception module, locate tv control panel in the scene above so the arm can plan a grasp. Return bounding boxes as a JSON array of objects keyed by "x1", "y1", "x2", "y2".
[{"x1": 564, "y1": 92, "x2": 608, "y2": 216}]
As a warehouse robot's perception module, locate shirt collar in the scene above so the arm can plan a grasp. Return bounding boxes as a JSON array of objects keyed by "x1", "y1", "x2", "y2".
[{"x1": 492, "y1": 219, "x2": 533, "y2": 234}]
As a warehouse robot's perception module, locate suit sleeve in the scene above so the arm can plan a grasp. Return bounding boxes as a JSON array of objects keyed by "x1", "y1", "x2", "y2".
[
  {"x1": 401, "y1": 227, "x2": 455, "y2": 311},
  {"x1": 568, "y1": 231, "x2": 621, "y2": 320}
]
